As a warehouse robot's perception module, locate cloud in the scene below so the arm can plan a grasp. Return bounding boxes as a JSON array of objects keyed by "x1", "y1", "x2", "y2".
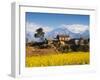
[
  {"x1": 26, "y1": 22, "x2": 89, "y2": 34},
  {"x1": 26, "y1": 22, "x2": 53, "y2": 33},
  {"x1": 62, "y1": 24, "x2": 89, "y2": 33}
]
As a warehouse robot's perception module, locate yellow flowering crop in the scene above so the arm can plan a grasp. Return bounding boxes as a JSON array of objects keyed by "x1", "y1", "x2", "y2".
[{"x1": 26, "y1": 52, "x2": 89, "y2": 67}]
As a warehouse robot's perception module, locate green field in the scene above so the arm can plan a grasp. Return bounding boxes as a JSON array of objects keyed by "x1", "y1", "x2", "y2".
[{"x1": 26, "y1": 52, "x2": 89, "y2": 67}]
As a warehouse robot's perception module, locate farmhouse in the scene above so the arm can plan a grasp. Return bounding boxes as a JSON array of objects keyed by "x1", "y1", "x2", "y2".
[
  {"x1": 56, "y1": 35, "x2": 71, "y2": 45},
  {"x1": 56, "y1": 35, "x2": 71, "y2": 41}
]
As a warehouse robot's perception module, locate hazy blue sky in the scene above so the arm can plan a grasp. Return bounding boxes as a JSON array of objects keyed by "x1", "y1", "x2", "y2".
[{"x1": 26, "y1": 12, "x2": 89, "y2": 33}]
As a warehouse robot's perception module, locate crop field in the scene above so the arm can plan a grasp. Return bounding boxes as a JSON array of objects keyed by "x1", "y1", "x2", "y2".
[{"x1": 26, "y1": 52, "x2": 89, "y2": 67}]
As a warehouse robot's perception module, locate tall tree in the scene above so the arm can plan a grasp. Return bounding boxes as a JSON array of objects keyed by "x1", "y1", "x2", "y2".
[{"x1": 34, "y1": 28, "x2": 45, "y2": 38}]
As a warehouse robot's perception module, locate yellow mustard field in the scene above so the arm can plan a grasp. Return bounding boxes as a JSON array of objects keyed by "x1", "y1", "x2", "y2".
[{"x1": 26, "y1": 52, "x2": 89, "y2": 67}]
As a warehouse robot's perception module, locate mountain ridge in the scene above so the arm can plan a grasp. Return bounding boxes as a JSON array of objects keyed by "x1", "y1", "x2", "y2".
[{"x1": 26, "y1": 27, "x2": 89, "y2": 42}]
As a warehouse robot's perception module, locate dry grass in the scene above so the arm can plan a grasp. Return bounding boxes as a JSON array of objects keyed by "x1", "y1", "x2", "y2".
[{"x1": 26, "y1": 52, "x2": 89, "y2": 67}]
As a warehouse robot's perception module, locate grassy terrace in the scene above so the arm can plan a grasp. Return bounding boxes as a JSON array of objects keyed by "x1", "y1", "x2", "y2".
[{"x1": 26, "y1": 52, "x2": 89, "y2": 67}]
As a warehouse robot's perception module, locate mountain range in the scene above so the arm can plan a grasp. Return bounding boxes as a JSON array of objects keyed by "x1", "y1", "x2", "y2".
[
  {"x1": 46, "y1": 28, "x2": 89, "y2": 40},
  {"x1": 26, "y1": 27, "x2": 89, "y2": 42}
]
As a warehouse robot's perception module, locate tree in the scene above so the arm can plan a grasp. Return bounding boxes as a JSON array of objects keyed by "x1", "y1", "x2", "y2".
[
  {"x1": 34, "y1": 28, "x2": 45, "y2": 38},
  {"x1": 34, "y1": 28, "x2": 47, "y2": 44}
]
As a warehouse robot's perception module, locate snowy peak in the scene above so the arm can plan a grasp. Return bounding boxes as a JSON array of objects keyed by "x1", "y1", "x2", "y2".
[{"x1": 46, "y1": 28, "x2": 89, "y2": 39}]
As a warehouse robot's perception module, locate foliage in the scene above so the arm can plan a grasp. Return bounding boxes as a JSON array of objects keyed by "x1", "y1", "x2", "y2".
[{"x1": 34, "y1": 28, "x2": 45, "y2": 38}]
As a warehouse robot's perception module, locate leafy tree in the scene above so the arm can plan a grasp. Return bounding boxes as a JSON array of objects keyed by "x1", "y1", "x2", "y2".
[{"x1": 34, "y1": 28, "x2": 45, "y2": 38}]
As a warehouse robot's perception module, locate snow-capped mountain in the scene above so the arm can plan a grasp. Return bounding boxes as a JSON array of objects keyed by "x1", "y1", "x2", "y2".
[
  {"x1": 46, "y1": 28, "x2": 89, "y2": 40},
  {"x1": 46, "y1": 28, "x2": 70, "y2": 39},
  {"x1": 26, "y1": 32, "x2": 34, "y2": 42},
  {"x1": 26, "y1": 27, "x2": 89, "y2": 42},
  {"x1": 80, "y1": 30, "x2": 89, "y2": 39}
]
